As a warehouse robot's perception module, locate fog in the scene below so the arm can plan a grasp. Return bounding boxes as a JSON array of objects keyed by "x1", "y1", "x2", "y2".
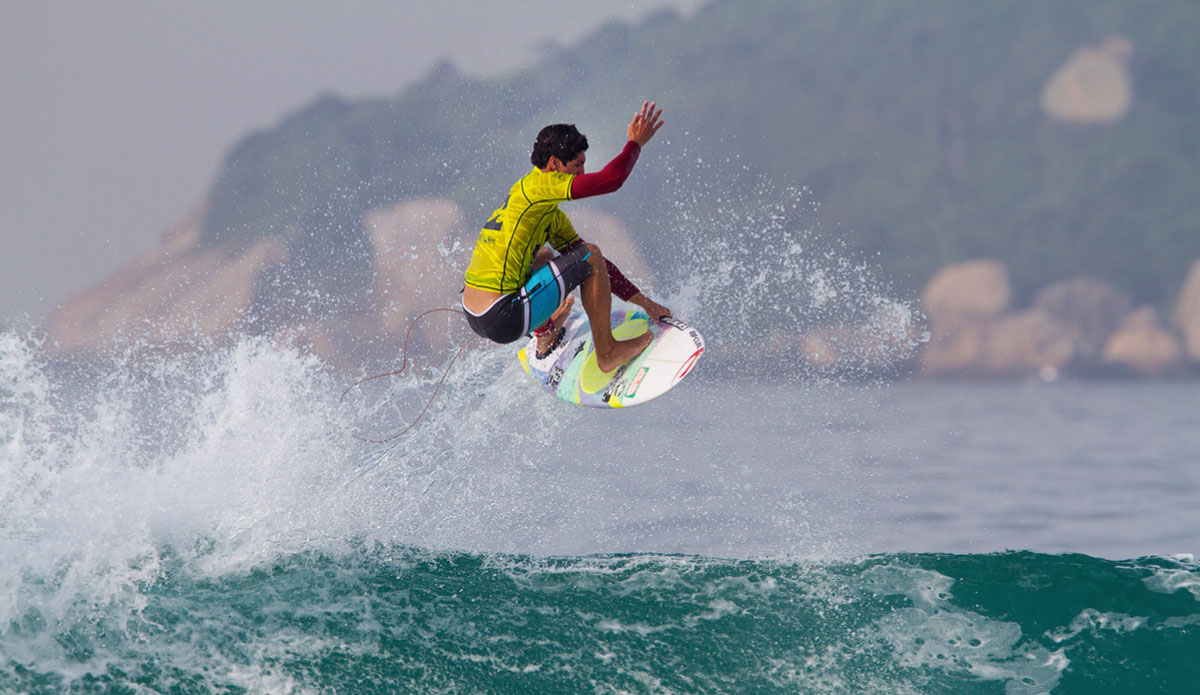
[{"x1": 0, "y1": 0, "x2": 706, "y2": 325}]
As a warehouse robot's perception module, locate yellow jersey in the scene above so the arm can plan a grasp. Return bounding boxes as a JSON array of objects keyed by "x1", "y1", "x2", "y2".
[{"x1": 464, "y1": 167, "x2": 581, "y2": 294}]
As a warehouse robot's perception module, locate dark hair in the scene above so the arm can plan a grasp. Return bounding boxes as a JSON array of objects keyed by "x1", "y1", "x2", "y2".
[{"x1": 530, "y1": 124, "x2": 588, "y2": 169}]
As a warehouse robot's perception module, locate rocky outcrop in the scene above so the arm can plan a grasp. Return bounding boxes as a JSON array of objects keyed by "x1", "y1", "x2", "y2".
[
  {"x1": 979, "y1": 309, "x2": 1079, "y2": 376},
  {"x1": 921, "y1": 308, "x2": 1078, "y2": 379},
  {"x1": 1041, "y1": 37, "x2": 1133, "y2": 123},
  {"x1": 1102, "y1": 306, "x2": 1186, "y2": 376},
  {"x1": 1032, "y1": 276, "x2": 1132, "y2": 362},
  {"x1": 921, "y1": 260, "x2": 1011, "y2": 376},
  {"x1": 367, "y1": 199, "x2": 470, "y2": 346},
  {"x1": 45, "y1": 197, "x2": 651, "y2": 367},
  {"x1": 918, "y1": 260, "x2": 1196, "y2": 379},
  {"x1": 41, "y1": 191, "x2": 1200, "y2": 380},
  {"x1": 922, "y1": 259, "x2": 1011, "y2": 321},
  {"x1": 1175, "y1": 259, "x2": 1200, "y2": 361},
  {"x1": 46, "y1": 204, "x2": 288, "y2": 352},
  {"x1": 773, "y1": 301, "x2": 926, "y2": 377}
]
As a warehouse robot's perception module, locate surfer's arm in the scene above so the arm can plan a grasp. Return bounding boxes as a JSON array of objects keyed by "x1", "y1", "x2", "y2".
[
  {"x1": 569, "y1": 102, "x2": 662, "y2": 199},
  {"x1": 606, "y1": 260, "x2": 673, "y2": 322},
  {"x1": 605, "y1": 258, "x2": 672, "y2": 321},
  {"x1": 605, "y1": 258, "x2": 640, "y2": 301},
  {"x1": 629, "y1": 292, "x2": 672, "y2": 323},
  {"x1": 570, "y1": 141, "x2": 641, "y2": 199}
]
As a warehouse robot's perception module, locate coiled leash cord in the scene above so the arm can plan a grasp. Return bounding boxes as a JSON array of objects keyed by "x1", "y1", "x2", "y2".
[{"x1": 340, "y1": 307, "x2": 476, "y2": 443}]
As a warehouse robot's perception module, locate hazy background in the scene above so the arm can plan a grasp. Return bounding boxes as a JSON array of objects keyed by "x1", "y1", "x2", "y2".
[{"x1": 0, "y1": 0, "x2": 706, "y2": 325}]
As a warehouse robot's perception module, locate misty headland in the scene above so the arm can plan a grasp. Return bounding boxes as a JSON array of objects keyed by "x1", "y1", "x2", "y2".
[{"x1": 42, "y1": 0, "x2": 1200, "y2": 380}]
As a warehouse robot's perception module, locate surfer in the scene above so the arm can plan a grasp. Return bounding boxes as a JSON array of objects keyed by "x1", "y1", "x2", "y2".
[{"x1": 461, "y1": 101, "x2": 672, "y2": 373}]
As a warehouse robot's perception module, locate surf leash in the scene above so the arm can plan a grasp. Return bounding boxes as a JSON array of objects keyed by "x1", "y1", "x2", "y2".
[{"x1": 340, "y1": 306, "x2": 475, "y2": 443}]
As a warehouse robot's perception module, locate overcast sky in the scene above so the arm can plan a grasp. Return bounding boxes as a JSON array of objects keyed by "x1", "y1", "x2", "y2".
[{"x1": 0, "y1": 0, "x2": 706, "y2": 325}]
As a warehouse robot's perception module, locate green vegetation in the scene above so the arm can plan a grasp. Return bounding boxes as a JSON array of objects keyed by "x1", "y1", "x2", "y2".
[{"x1": 204, "y1": 0, "x2": 1200, "y2": 310}]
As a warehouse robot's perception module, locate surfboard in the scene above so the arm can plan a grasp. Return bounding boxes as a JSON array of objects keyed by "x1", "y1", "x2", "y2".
[{"x1": 517, "y1": 308, "x2": 704, "y2": 408}]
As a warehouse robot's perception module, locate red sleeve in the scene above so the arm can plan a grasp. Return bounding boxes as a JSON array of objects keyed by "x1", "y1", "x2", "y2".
[{"x1": 570, "y1": 141, "x2": 641, "y2": 199}]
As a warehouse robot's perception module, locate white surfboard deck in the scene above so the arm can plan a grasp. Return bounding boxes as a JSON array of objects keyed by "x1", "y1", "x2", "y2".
[{"x1": 518, "y1": 308, "x2": 704, "y2": 408}]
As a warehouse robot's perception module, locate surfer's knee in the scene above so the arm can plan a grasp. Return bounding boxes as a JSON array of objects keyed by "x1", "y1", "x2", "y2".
[{"x1": 583, "y1": 243, "x2": 605, "y2": 271}]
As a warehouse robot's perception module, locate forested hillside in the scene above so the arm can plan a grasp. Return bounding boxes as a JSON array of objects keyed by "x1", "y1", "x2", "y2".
[{"x1": 204, "y1": 0, "x2": 1200, "y2": 311}]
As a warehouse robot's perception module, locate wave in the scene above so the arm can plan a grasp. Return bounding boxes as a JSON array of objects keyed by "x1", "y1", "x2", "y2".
[
  {"x1": 1, "y1": 200, "x2": 922, "y2": 589},
  {"x1": 2, "y1": 546, "x2": 1196, "y2": 694},
  {"x1": 6, "y1": 195, "x2": 1150, "y2": 693},
  {"x1": 3, "y1": 327, "x2": 1196, "y2": 691}
]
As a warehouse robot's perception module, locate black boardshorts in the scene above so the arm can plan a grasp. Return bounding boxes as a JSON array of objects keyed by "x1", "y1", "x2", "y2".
[{"x1": 463, "y1": 244, "x2": 593, "y2": 344}]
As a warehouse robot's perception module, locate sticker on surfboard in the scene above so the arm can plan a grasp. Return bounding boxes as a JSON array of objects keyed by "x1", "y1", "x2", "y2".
[{"x1": 518, "y1": 309, "x2": 705, "y2": 408}]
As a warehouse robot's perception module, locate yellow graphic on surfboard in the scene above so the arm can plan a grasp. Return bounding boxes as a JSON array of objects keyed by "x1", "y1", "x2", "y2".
[{"x1": 518, "y1": 309, "x2": 704, "y2": 408}]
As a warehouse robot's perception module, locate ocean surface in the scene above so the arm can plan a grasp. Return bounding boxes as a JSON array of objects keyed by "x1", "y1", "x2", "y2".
[
  {"x1": 2, "y1": 322, "x2": 1197, "y2": 694},
  {"x1": 2, "y1": 214, "x2": 1197, "y2": 694}
]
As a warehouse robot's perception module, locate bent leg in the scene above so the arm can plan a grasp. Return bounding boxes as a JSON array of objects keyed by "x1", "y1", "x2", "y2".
[
  {"x1": 534, "y1": 295, "x2": 575, "y2": 355},
  {"x1": 579, "y1": 244, "x2": 651, "y2": 372},
  {"x1": 524, "y1": 244, "x2": 591, "y2": 354},
  {"x1": 530, "y1": 247, "x2": 574, "y2": 352}
]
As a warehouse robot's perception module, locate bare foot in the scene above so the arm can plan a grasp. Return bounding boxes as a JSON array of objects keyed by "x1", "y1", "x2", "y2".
[
  {"x1": 595, "y1": 331, "x2": 652, "y2": 372},
  {"x1": 536, "y1": 295, "x2": 575, "y2": 355}
]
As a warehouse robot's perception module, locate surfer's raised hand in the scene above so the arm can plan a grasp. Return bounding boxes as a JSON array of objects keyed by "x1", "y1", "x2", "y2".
[
  {"x1": 631, "y1": 293, "x2": 672, "y2": 323},
  {"x1": 628, "y1": 101, "x2": 664, "y2": 147}
]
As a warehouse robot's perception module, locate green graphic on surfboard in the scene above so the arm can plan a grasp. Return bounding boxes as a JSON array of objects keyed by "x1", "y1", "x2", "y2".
[{"x1": 518, "y1": 309, "x2": 705, "y2": 408}]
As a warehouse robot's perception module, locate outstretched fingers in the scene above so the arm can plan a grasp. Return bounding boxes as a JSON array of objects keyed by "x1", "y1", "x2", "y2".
[{"x1": 629, "y1": 100, "x2": 665, "y2": 146}]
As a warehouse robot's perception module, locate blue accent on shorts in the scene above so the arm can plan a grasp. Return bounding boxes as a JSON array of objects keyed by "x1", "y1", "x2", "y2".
[
  {"x1": 523, "y1": 248, "x2": 591, "y2": 331},
  {"x1": 462, "y1": 245, "x2": 593, "y2": 344}
]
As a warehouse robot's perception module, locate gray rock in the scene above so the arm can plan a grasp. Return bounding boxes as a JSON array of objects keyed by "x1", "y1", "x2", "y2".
[{"x1": 1032, "y1": 276, "x2": 1132, "y2": 361}]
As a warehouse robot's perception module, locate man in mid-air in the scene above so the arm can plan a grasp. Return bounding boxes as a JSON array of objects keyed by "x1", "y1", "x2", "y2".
[{"x1": 461, "y1": 101, "x2": 671, "y2": 373}]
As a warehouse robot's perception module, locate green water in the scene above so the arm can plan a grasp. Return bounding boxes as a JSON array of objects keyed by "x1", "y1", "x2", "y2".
[{"x1": 4, "y1": 549, "x2": 1196, "y2": 694}]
